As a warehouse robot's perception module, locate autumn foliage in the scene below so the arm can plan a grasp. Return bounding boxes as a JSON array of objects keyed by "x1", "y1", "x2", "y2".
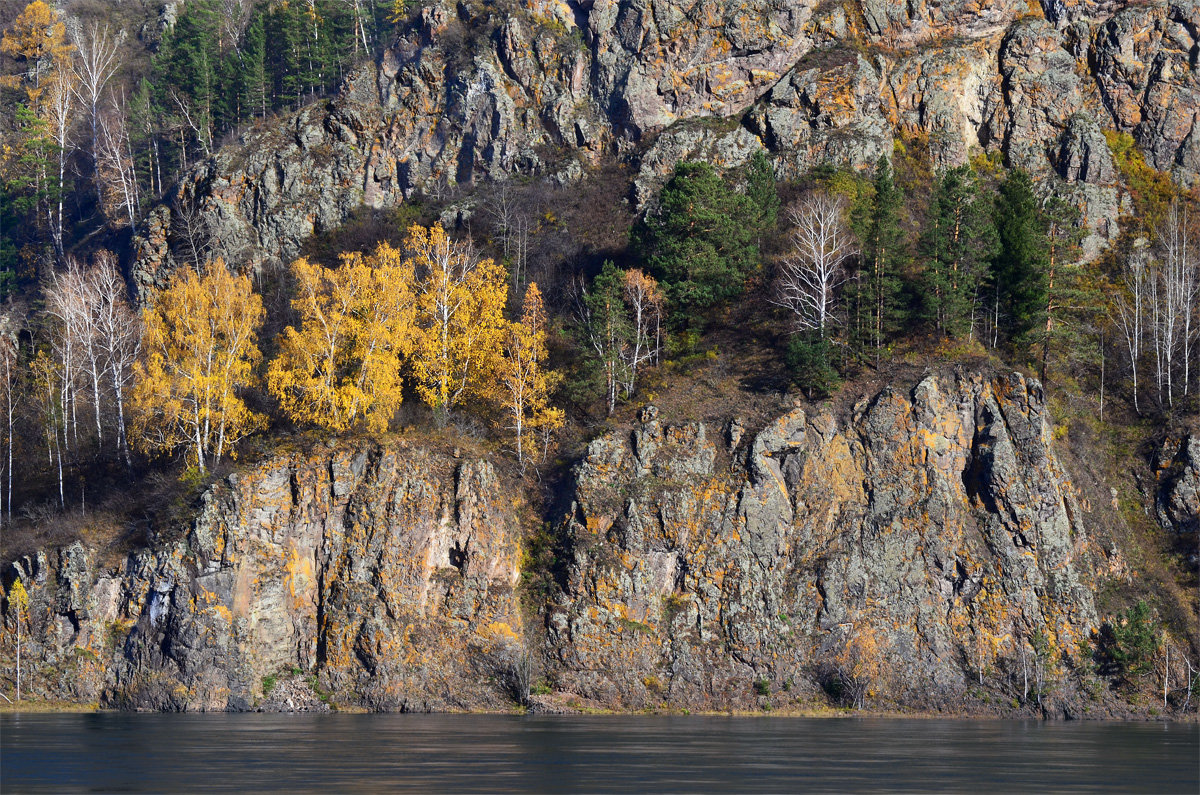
[
  {"x1": 498, "y1": 284, "x2": 563, "y2": 468},
  {"x1": 263, "y1": 223, "x2": 563, "y2": 453},
  {"x1": 268, "y1": 245, "x2": 416, "y2": 433},
  {"x1": 131, "y1": 259, "x2": 265, "y2": 471},
  {"x1": 408, "y1": 223, "x2": 509, "y2": 426}
]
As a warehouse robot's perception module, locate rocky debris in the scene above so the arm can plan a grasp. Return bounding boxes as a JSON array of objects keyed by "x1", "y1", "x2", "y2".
[
  {"x1": 258, "y1": 674, "x2": 331, "y2": 713},
  {"x1": 3, "y1": 444, "x2": 525, "y2": 712},
  {"x1": 130, "y1": 0, "x2": 1200, "y2": 290},
  {"x1": 1157, "y1": 434, "x2": 1200, "y2": 540},
  {"x1": 547, "y1": 371, "x2": 1102, "y2": 712}
]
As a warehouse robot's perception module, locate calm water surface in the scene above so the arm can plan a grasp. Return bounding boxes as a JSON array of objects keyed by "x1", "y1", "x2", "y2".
[{"x1": 1, "y1": 713, "x2": 1196, "y2": 793}]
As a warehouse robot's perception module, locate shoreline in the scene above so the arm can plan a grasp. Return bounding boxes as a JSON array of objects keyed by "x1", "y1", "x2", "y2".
[{"x1": 3, "y1": 700, "x2": 1195, "y2": 723}]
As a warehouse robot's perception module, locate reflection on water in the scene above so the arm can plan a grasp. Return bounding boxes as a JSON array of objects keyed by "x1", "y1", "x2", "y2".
[{"x1": 2, "y1": 713, "x2": 1196, "y2": 793}]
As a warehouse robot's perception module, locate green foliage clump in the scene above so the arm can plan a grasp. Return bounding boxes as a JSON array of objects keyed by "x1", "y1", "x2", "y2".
[
  {"x1": 1109, "y1": 600, "x2": 1160, "y2": 680},
  {"x1": 150, "y1": 0, "x2": 371, "y2": 172},
  {"x1": 632, "y1": 161, "x2": 761, "y2": 326},
  {"x1": 786, "y1": 332, "x2": 841, "y2": 398},
  {"x1": 991, "y1": 168, "x2": 1049, "y2": 351},
  {"x1": 571, "y1": 261, "x2": 632, "y2": 413},
  {"x1": 1104, "y1": 132, "x2": 1176, "y2": 232},
  {"x1": 848, "y1": 156, "x2": 908, "y2": 362},
  {"x1": 917, "y1": 164, "x2": 997, "y2": 338},
  {"x1": 744, "y1": 150, "x2": 780, "y2": 235}
]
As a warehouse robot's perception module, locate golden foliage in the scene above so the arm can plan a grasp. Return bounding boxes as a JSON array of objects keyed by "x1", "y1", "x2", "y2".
[
  {"x1": 131, "y1": 260, "x2": 265, "y2": 471},
  {"x1": 497, "y1": 283, "x2": 563, "y2": 467},
  {"x1": 7, "y1": 577, "x2": 29, "y2": 618},
  {"x1": 268, "y1": 244, "x2": 417, "y2": 433},
  {"x1": 1, "y1": 1, "x2": 71, "y2": 100},
  {"x1": 829, "y1": 622, "x2": 888, "y2": 709},
  {"x1": 408, "y1": 223, "x2": 508, "y2": 425}
]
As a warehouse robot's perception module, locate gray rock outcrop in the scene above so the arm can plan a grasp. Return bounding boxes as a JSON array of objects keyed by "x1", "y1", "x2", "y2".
[
  {"x1": 547, "y1": 371, "x2": 1101, "y2": 711},
  {"x1": 132, "y1": 0, "x2": 1200, "y2": 291}
]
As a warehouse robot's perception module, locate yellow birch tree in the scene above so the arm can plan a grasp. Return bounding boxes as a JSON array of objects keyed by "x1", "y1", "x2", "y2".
[
  {"x1": 407, "y1": 223, "x2": 508, "y2": 426},
  {"x1": 1, "y1": 2, "x2": 71, "y2": 97},
  {"x1": 7, "y1": 577, "x2": 29, "y2": 701},
  {"x1": 131, "y1": 259, "x2": 265, "y2": 471},
  {"x1": 268, "y1": 244, "x2": 417, "y2": 433},
  {"x1": 497, "y1": 283, "x2": 563, "y2": 468}
]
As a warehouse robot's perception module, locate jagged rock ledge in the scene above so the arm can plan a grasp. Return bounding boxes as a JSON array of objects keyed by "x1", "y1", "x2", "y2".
[{"x1": 0, "y1": 371, "x2": 1151, "y2": 717}]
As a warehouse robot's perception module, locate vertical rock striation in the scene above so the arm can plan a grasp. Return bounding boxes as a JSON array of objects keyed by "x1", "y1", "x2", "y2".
[
  {"x1": 4, "y1": 444, "x2": 524, "y2": 711},
  {"x1": 132, "y1": 0, "x2": 1199, "y2": 289},
  {"x1": 548, "y1": 371, "x2": 1100, "y2": 711}
]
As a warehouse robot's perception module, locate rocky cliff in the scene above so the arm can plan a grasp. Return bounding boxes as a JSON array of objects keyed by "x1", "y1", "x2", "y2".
[
  {"x1": 3, "y1": 443, "x2": 526, "y2": 711},
  {"x1": 133, "y1": 0, "x2": 1200, "y2": 290},
  {"x1": 546, "y1": 370, "x2": 1103, "y2": 713},
  {"x1": 1157, "y1": 433, "x2": 1199, "y2": 543},
  {"x1": 3, "y1": 370, "x2": 1155, "y2": 716}
]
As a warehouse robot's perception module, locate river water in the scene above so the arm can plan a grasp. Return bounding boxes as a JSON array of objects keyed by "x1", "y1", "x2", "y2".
[{"x1": 1, "y1": 713, "x2": 1196, "y2": 793}]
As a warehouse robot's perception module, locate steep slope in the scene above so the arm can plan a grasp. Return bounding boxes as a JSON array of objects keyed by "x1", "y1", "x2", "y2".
[
  {"x1": 547, "y1": 370, "x2": 1105, "y2": 714},
  {"x1": 5, "y1": 444, "x2": 526, "y2": 711},
  {"x1": 132, "y1": 0, "x2": 1200, "y2": 290},
  {"x1": 4, "y1": 369, "x2": 1167, "y2": 717}
]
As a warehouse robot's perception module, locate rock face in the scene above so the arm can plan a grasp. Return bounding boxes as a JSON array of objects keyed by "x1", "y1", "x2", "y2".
[
  {"x1": 0, "y1": 372, "x2": 1161, "y2": 714},
  {"x1": 1157, "y1": 434, "x2": 1199, "y2": 540},
  {"x1": 547, "y1": 371, "x2": 1100, "y2": 711},
  {"x1": 3, "y1": 444, "x2": 525, "y2": 711},
  {"x1": 132, "y1": 0, "x2": 1200, "y2": 290}
]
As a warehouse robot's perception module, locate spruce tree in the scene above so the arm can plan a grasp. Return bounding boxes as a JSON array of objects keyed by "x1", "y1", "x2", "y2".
[
  {"x1": 1038, "y1": 189, "x2": 1089, "y2": 382},
  {"x1": 918, "y1": 165, "x2": 997, "y2": 338},
  {"x1": 632, "y1": 161, "x2": 760, "y2": 326},
  {"x1": 851, "y1": 156, "x2": 907, "y2": 363},
  {"x1": 991, "y1": 168, "x2": 1048, "y2": 352},
  {"x1": 241, "y1": 12, "x2": 269, "y2": 119},
  {"x1": 744, "y1": 150, "x2": 779, "y2": 236}
]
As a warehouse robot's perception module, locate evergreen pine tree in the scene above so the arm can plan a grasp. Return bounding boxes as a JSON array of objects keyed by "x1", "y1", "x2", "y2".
[
  {"x1": 632, "y1": 161, "x2": 760, "y2": 326},
  {"x1": 241, "y1": 11, "x2": 269, "y2": 118},
  {"x1": 991, "y1": 168, "x2": 1049, "y2": 352},
  {"x1": 1038, "y1": 189, "x2": 1089, "y2": 382},
  {"x1": 918, "y1": 164, "x2": 997, "y2": 338},
  {"x1": 744, "y1": 150, "x2": 779, "y2": 236},
  {"x1": 851, "y1": 156, "x2": 907, "y2": 363}
]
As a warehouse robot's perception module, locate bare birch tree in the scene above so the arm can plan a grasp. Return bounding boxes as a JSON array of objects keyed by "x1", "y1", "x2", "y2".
[
  {"x1": 91, "y1": 251, "x2": 141, "y2": 465},
  {"x1": 96, "y1": 90, "x2": 140, "y2": 230},
  {"x1": 1150, "y1": 200, "x2": 1199, "y2": 410},
  {"x1": 42, "y1": 66, "x2": 75, "y2": 257},
  {"x1": 47, "y1": 258, "x2": 105, "y2": 444},
  {"x1": 772, "y1": 192, "x2": 857, "y2": 339},
  {"x1": 44, "y1": 260, "x2": 87, "y2": 446},
  {"x1": 1112, "y1": 253, "x2": 1148, "y2": 416},
  {"x1": 68, "y1": 20, "x2": 125, "y2": 198},
  {"x1": 0, "y1": 334, "x2": 15, "y2": 523}
]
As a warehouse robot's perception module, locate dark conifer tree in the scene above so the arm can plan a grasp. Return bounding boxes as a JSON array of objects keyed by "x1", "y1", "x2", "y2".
[
  {"x1": 1038, "y1": 189, "x2": 1089, "y2": 382},
  {"x1": 632, "y1": 161, "x2": 760, "y2": 326},
  {"x1": 851, "y1": 156, "x2": 908, "y2": 363},
  {"x1": 744, "y1": 150, "x2": 780, "y2": 236},
  {"x1": 991, "y1": 168, "x2": 1048, "y2": 351},
  {"x1": 918, "y1": 164, "x2": 997, "y2": 338}
]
